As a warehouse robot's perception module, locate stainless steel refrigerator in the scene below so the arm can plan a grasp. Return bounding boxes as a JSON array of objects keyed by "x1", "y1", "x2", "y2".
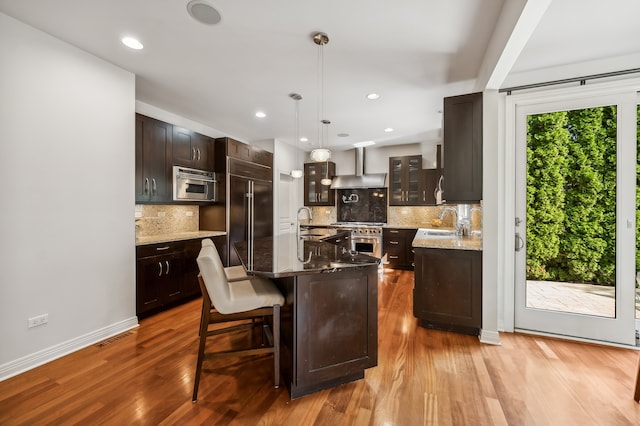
[{"x1": 226, "y1": 158, "x2": 273, "y2": 266}]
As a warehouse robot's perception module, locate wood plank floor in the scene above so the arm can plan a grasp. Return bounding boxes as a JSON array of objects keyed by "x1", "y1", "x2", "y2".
[{"x1": 2, "y1": 269, "x2": 640, "y2": 425}]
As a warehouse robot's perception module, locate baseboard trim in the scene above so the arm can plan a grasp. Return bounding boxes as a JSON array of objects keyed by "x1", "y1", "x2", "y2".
[
  {"x1": 0, "y1": 317, "x2": 139, "y2": 381},
  {"x1": 479, "y1": 329, "x2": 501, "y2": 345}
]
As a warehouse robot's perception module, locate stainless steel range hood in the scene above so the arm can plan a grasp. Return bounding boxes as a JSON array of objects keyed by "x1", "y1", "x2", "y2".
[{"x1": 330, "y1": 147, "x2": 387, "y2": 189}]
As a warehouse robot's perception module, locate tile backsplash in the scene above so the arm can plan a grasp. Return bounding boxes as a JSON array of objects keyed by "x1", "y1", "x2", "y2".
[
  {"x1": 135, "y1": 205, "x2": 199, "y2": 237},
  {"x1": 311, "y1": 204, "x2": 482, "y2": 229}
]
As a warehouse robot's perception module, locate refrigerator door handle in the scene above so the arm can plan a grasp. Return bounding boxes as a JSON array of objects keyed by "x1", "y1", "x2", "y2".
[{"x1": 247, "y1": 180, "x2": 254, "y2": 268}]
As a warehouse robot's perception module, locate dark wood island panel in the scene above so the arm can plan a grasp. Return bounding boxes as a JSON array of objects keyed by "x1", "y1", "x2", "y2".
[{"x1": 274, "y1": 265, "x2": 378, "y2": 399}]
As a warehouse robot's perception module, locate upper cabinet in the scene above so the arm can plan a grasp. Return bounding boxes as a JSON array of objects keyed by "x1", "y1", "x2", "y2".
[
  {"x1": 135, "y1": 114, "x2": 172, "y2": 203},
  {"x1": 304, "y1": 162, "x2": 335, "y2": 206},
  {"x1": 443, "y1": 92, "x2": 483, "y2": 203},
  {"x1": 217, "y1": 137, "x2": 273, "y2": 167},
  {"x1": 171, "y1": 125, "x2": 213, "y2": 170},
  {"x1": 389, "y1": 155, "x2": 422, "y2": 206}
]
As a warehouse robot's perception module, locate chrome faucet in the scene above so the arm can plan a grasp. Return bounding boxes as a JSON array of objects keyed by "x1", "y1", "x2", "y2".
[
  {"x1": 296, "y1": 206, "x2": 313, "y2": 240},
  {"x1": 438, "y1": 207, "x2": 462, "y2": 236}
]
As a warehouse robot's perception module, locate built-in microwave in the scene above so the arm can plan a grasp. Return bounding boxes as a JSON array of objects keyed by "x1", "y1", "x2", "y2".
[{"x1": 172, "y1": 166, "x2": 217, "y2": 202}]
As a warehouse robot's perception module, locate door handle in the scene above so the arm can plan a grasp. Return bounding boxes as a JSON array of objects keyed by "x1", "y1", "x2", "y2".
[{"x1": 515, "y1": 232, "x2": 524, "y2": 252}]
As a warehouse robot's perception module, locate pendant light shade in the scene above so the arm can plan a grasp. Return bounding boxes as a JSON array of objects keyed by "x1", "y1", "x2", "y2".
[
  {"x1": 289, "y1": 93, "x2": 303, "y2": 179},
  {"x1": 310, "y1": 148, "x2": 331, "y2": 162}
]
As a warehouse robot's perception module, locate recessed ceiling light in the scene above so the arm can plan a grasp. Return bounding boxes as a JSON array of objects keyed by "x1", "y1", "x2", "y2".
[
  {"x1": 187, "y1": 0, "x2": 222, "y2": 25},
  {"x1": 384, "y1": 127, "x2": 394, "y2": 133},
  {"x1": 300, "y1": 137, "x2": 308, "y2": 142},
  {"x1": 121, "y1": 37, "x2": 143, "y2": 50},
  {"x1": 354, "y1": 141, "x2": 375, "y2": 147},
  {"x1": 366, "y1": 93, "x2": 380, "y2": 100},
  {"x1": 337, "y1": 133, "x2": 349, "y2": 138},
  {"x1": 255, "y1": 111, "x2": 266, "y2": 118}
]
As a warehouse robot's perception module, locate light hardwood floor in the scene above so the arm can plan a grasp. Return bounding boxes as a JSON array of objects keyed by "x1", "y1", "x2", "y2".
[{"x1": 1, "y1": 269, "x2": 640, "y2": 425}]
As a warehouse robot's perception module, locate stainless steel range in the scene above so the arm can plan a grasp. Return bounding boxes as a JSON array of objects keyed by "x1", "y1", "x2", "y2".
[{"x1": 331, "y1": 222, "x2": 383, "y2": 259}]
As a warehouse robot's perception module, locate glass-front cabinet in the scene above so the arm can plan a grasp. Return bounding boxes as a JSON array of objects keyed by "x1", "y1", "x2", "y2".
[
  {"x1": 389, "y1": 155, "x2": 422, "y2": 205},
  {"x1": 304, "y1": 162, "x2": 336, "y2": 206}
]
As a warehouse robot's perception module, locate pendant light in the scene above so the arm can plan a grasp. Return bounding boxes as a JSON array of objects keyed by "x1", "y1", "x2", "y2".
[
  {"x1": 319, "y1": 119, "x2": 333, "y2": 186},
  {"x1": 289, "y1": 93, "x2": 303, "y2": 179},
  {"x1": 309, "y1": 32, "x2": 332, "y2": 163}
]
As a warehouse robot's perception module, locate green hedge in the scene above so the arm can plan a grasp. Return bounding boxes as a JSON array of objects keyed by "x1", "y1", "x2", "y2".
[{"x1": 526, "y1": 105, "x2": 622, "y2": 285}]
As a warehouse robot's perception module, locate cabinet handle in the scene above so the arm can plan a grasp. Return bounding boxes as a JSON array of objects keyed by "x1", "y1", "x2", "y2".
[
  {"x1": 156, "y1": 246, "x2": 170, "y2": 251},
  {"x1": 197, "y1": 148, "x2": 201, "y2": 161},
  {"x1": 158, "y1": 261, "x2": 163, "y2": 277},
  {"x1": 423, "y1": 190, "x2": 426, "y2": 201},
  {"x1": 390, "y1": 230, "x2": 399, "y2": 233},
  {"x1": 192, "y1": 147, "x2": 196, "y2": 161},
  {"x1": 389, "y1": 255, "x2": 399, "y2": 259},
  {"x1": 390, "y1": 241, "x2": 399, "y2": 245},
  {"x1": 165, "y1": 260, "x2": 170, "y2": 275},
  {"x1": 151, "y1": 178, "x2": 157, "y2": 195},
  {"x1": 144, "y1": 178, "x2": 150, "y2": 194}
]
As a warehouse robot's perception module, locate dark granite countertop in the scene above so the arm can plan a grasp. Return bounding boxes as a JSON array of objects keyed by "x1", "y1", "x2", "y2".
[{"x1": 234, "y1": 234, "x2": 380, "y2": 278}]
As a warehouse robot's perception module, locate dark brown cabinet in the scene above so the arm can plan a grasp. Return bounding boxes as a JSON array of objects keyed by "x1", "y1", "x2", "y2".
[
  {"x1": 136, "y1": 241, "x2": 187, "y2": 317},
  {"x1": 135, "y1": 114, "x2": 172, "y2": 203},
  {"x1": 171, "y1": 125, "x2": 213, "y2": 170},
  {"x1": 389, "y1": 155, "x2": 422, "y2": 205},
  {"x1": 136, "y1": 236, "x2": 226, "y2": 317},
  {"x1": 383, "y1": 228, "x2": 417, "y2": 269},
  {"x1": 413, "y1": 248, "x2": 482, "y2": 335},
  {"x1": 218, "y1": 137, "x2": 273, "y2": 167},
  {"x1": 275, "y1": 265, "x2": 378, "y2": 399},
  {"x1": 419, "y1": 169, "x2": 441, "y2": 206},
  {"x1": 304, "y1": 162, "x2": 336, "y2": 206},
  {"x1": 443, "y1": 92, "x2": 483, "y2": 203}
]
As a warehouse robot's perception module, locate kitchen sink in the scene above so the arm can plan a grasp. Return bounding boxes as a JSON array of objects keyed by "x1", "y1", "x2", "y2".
[{"x1": 417, "y1": 228, "x2": 457, "y2": 237}]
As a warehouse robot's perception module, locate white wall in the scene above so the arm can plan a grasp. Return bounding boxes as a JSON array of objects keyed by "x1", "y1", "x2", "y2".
[{"x1": 0, "y1": 13, "x2": 137, "y2": 379}]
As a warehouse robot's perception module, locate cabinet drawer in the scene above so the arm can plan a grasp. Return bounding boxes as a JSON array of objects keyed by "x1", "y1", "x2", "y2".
[{"x1": 137, "y1": 241, "x2": 185, "y2": 258}]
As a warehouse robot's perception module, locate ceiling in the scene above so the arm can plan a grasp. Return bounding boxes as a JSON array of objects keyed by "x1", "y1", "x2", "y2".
[{"x1": 1, "y1": 0, "x2": 638, "y2": 151}]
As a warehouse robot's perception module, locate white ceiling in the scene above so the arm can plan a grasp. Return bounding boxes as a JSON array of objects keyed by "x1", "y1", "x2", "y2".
[{"x1": 1, "y1": 0, "x2": 638, "y2": 151}]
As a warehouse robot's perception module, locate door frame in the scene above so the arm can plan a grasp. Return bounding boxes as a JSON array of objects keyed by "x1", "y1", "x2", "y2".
[{"x1": 502, "y1": 78, "x2": 640, "y2": 346}]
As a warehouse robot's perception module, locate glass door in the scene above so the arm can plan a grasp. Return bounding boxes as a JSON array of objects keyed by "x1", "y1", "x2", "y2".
[{"x1": 514, "y1": 91, "x2": 637, "y2": 346}]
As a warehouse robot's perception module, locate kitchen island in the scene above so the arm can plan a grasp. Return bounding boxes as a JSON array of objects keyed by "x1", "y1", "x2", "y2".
[{"x1": 234, "y1": 234, "x2": 379, "y2": 399}]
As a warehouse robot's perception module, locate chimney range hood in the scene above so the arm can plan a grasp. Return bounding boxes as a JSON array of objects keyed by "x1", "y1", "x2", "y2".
[{"x1": 330, "y1": 147, "x2": 387, "y2": 189}]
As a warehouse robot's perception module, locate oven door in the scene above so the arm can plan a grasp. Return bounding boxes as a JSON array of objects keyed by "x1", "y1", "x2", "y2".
[
  {"x1": 174, "y1": 177, "x2": 216, "y2": 201},
  {"x1": 351, "y1": 236, "x2": 381, "y2": 258}
]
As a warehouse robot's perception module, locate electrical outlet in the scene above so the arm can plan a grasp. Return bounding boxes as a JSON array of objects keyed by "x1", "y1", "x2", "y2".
[
  {"x1": 186, "y1": 211, "x2": 193, "y2": 217},
  {"x1": 28, "y1": 314, "x2": 48, "y2": 328},
  {"x1": 157, "y1": 211, "x2": 166, "y2": 218}
]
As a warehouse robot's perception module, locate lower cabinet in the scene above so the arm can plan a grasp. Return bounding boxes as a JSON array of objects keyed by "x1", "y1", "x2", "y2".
[
  {"x1": 413, "y1": 248, "x2": 482, "y2": 335},
  {"x1": 383, "y1": 228, "x2": 417, "y2": 269},
  {"x1": 136, "y1": 236, "x2": 226, "y2": 317}
]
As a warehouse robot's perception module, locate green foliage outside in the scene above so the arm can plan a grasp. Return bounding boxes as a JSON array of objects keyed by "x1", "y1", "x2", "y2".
[{"x1": 526, "y1": 105, "x2": 621, "y2": 286}]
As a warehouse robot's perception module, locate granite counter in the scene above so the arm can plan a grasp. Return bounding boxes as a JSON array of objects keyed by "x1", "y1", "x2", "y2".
[{"x1": 135, "y1": 230, "x2": 226, "y2": 246}]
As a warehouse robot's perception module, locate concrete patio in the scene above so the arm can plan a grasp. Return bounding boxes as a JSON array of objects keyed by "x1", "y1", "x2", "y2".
[{"x1": 526, "y1": 280, "x2": 640, "y2": 317}]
